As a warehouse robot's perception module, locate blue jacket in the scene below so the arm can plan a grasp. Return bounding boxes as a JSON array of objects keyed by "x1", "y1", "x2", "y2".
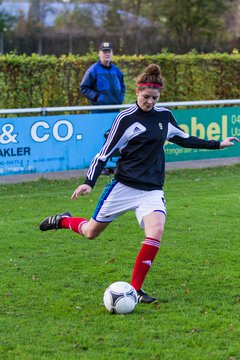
[{"x1": 80, "y1": 61, "x2": 125, "y2": 106}]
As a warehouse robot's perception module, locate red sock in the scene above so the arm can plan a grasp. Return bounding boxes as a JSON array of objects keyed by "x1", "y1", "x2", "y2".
[
  {"x1": 130, "y1": 237, "x2": 161, "y2": 291},
  {"x1": 59, "y1": 217, "x2": 88, "y2": 234}
]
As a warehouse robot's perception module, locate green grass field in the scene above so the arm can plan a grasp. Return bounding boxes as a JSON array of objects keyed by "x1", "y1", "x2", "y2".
[{"x1": 0, "y1": 165, "x2": 240, "y2": 360}]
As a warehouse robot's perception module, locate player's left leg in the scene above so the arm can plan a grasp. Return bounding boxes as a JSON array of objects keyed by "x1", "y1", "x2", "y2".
[
  {"x1": 131, "y1": 211, "x2": 166, "y2": 303},
  {"x1": 143, "y1": 210, "x2": 166, "y2": 240}
]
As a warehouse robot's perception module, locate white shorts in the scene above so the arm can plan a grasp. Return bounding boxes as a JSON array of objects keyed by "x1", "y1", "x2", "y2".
[{"x1": 92, "y1": 179, "x2": 166, "y2": 228}]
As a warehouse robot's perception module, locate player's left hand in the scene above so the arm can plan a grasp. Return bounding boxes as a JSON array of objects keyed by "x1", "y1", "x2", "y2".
[{"x1": 220, "y1": 137, "x2": 239, "y2": 149}]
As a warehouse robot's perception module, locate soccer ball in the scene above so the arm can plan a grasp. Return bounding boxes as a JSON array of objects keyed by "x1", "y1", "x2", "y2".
[{"x1": 103, "y1": 281, "x2": 138, "y2": 314}]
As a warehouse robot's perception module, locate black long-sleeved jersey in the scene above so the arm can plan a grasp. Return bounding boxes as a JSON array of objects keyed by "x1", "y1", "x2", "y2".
[{"x1": 84, "y1": 103, "x2": 220, "y2": 190}]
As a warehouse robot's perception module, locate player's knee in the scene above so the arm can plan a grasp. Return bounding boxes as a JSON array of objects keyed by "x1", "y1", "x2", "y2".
[
  {"x1": 81, "y1": 222, "x2": 101, "y2": 239},
  {"x1": 84, "y1": 229, "x2": 100, "y2": 240},
  {"x1": 147, "y1": 223, "x2": 164, "y2": 240}
]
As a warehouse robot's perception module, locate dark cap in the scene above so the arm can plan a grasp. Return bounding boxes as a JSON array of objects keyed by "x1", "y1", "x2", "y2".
[{"x1": 99, "y1": 42, "x2": 112, "y2": 51}]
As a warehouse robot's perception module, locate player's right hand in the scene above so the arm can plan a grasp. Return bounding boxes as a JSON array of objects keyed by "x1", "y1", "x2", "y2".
[{"x1": 71, "y1": 184, "x2": 92, "y2": 199}]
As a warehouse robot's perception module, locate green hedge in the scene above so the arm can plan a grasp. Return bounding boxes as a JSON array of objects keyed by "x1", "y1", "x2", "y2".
[{"x1": 0, "y1": 52, "x2": 239, "y2": 109}]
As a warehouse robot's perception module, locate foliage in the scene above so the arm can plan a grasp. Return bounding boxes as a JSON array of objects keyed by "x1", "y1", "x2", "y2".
[
  {"x1": 103, "y1": 0, "x2": 123, "y2": 31},
  {"x1": 0, "y1": 51, "x2": 239, "y2": 109},
  {"x1": 1, "y1": 0, "x2": 240, "y2": 55},
  {"x1": 159, "y1": 0, "x2": 228, "y2": 53},
  {"x1": 54, "y1": 4, "x2": 96, "y2": 33},
  {"x1": 0, "y1": 6, "x2": 15, "y2": 32},
  {"x1": 0, "y1": 165, "x2": 240, "y2": 359}
]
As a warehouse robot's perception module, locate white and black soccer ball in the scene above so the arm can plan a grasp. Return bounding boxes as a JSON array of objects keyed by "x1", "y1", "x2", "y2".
[{"x1": 103, "y1": 281, "x2": 138, "y2": 314}]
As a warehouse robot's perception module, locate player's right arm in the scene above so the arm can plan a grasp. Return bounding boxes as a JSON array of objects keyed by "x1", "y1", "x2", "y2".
[
  {"x1": 72, "y1": 106, "x2": 136, "y2": 198},
  {"x1": 84, "y1": 115, "x2": 126, "y2": 189},
  {"x1": 71, "y1": 184, "x2": 92, "y2": 200}
]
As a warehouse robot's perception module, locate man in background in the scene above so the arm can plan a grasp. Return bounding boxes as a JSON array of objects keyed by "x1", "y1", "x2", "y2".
[
  {"x1": 80, "y1": 42, "x2": 125, "y2": 110},
  {"x1": 80, "y1": 42, "x2": 125, "y2": 174}
]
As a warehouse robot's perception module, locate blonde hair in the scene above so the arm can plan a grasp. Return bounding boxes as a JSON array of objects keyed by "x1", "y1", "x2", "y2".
[{"x1": 136, "y1": 64, "x2": 164, "y2": 90}]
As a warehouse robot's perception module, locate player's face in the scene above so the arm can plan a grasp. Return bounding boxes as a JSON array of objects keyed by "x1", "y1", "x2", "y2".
[
  {"x1": 136, "y1": 88, "x2": 160, "y2": 112},
  {"x1": 99, "y1": 50, "x2": 113, "y2": 66}
]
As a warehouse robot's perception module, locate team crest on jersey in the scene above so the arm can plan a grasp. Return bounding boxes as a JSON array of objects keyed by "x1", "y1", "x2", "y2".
[{"x1": 158, "y1": 123, "x2": 163, "y2": 130}]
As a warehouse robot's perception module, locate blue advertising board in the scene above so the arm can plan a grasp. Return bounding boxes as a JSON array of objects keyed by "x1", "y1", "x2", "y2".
[
  {"x1": 0, "y1": 107, "x2": 239, "y2": 176},
  {"x1": 0, "y1": 112, "x2": 116, "y2": 176}
]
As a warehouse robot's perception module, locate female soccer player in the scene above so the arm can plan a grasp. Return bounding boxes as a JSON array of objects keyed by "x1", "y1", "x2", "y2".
[{"x1": 40, "y1": 64, "x2": 239, "y2": 304}]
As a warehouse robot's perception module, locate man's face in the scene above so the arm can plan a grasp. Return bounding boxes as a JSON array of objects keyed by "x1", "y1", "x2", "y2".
[{"x1": 99, "y1": 50, "x2": 113, "y2": 66}]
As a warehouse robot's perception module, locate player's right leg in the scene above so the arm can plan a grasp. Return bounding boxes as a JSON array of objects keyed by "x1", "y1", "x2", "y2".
[
  {"x1": 79, "y1": 218, "x2": 110, "y2": 239},
  {"x1": 39, "y1": 212, "x2": 110, "y2": 239},
  {"x1": 39, "y1": 212, "x2": 72, "y2": 231}
]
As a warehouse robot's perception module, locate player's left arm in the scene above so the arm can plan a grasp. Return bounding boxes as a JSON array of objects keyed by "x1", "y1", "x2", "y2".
[
  {"x1": 219, "y1": 137, "x2": 239, "y2": 148},
  {"x1": 167, "y1": 112, "x2": 239, "y2": 150}
]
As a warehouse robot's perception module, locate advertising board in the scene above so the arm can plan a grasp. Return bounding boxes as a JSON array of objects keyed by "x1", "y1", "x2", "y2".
[{"x1": 0, "y1": 107, "x2": 239, "y2": 176}]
